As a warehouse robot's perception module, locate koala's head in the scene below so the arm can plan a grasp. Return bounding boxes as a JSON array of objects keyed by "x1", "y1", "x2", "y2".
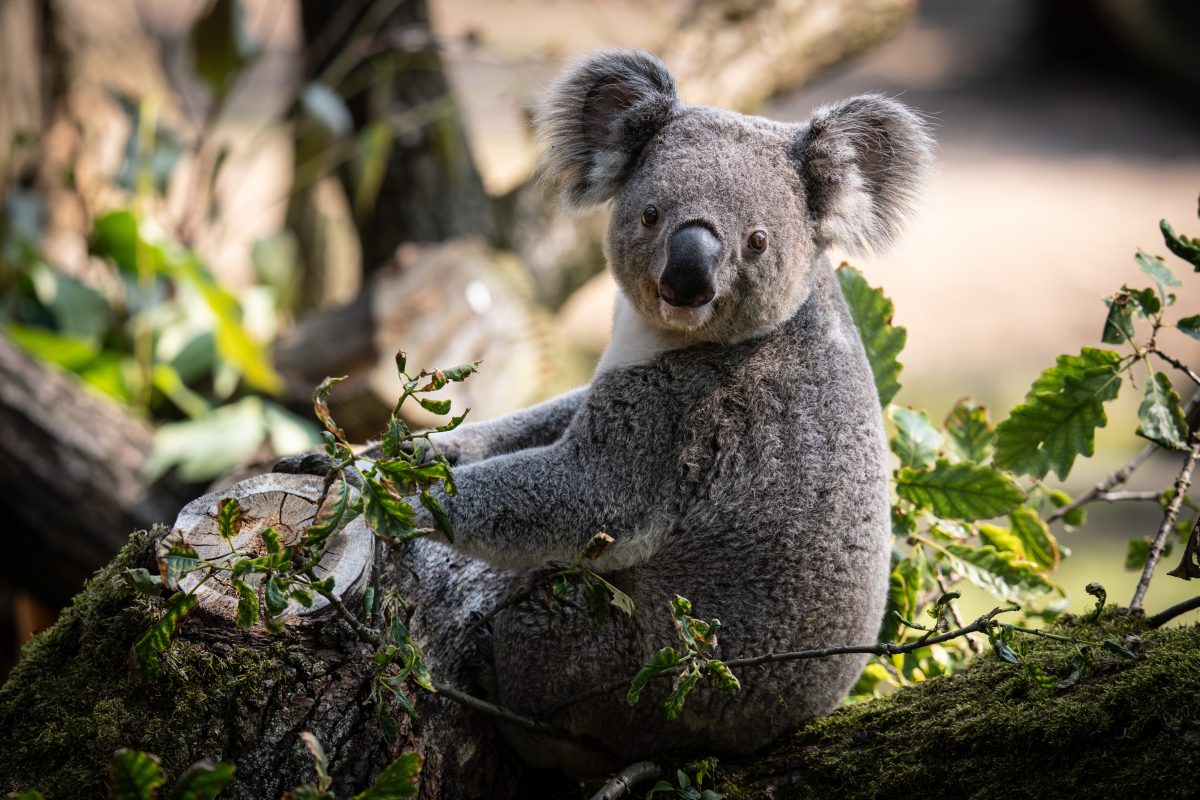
[{"x1": 535, "y1": 50, "x2": 934, "y2": 344}]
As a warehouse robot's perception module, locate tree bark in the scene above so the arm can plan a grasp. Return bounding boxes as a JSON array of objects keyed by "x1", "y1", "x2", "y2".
[{"x1": 0, "y1": 335, "x2": 196, "y2": 607}]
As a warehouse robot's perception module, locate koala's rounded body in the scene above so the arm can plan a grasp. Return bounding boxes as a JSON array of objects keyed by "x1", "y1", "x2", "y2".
[{"x1": 278, "y1": 50, "x2": 933, "y2": 772}]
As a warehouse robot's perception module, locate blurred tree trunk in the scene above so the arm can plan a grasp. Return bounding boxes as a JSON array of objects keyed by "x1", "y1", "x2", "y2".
[{"x1": 289, "y1": 0, "x2": 490, "y2": 311}]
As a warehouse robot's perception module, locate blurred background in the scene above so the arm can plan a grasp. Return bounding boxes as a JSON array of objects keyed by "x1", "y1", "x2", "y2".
[{"x1": 1, "y1": 0, "x2": 1198, "y2": 677}]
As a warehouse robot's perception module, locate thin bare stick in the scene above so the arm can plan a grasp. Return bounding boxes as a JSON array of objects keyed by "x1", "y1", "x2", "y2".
[
  {"x1": 1151, "y1": 349, "x2": 1200, "y2": 387},
  {"x1": 539, "y1": 605, "x2": 1018, "y2": 717},
  {"x1": 937, "y1": 574, "x2": 980, "y2": 654},
  {"x1": 1047, "y1": 389, "x2": 1199, "y2": 525},
  {"x1": 1147, "y1": 595, "x2": 1200, "y2": 628},
  {"x1": 590, "y1": 761, "x2": 662, "y2": 800},
  {"x1": 1131, "y1": 434, "x2": 1200, "y2": 611},
  {"x1": 430, "y1": 680, "x2": 566, "y2": 737},
  {"x1": 1095, "y1": 490, "x2": 1163, "y2": 504}
]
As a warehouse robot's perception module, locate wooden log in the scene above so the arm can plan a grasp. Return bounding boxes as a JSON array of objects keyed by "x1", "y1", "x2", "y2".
[{"x1": 0, "y1": 334, "x2": 196, "y2": 606}]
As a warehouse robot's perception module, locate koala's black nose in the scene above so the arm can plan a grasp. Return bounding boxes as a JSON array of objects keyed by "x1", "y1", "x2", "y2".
[{"x1": 660, "y1": 224, "x2": 720, "y2": 308}]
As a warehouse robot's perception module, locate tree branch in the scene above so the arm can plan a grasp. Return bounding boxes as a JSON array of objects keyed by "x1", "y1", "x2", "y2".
[
  {"x1": 588, "y1": 761, "x2": 662, "y2": 800},
  {"x1": 1047, "y1": 388, "x2": 1200, "y2": 525},
  {"x1": 1151, "y1": 349, "x2": 1200, "y2": 387},
  {"x1": 538, "y1": 605, "x2": 1019, "y2": 717},
  {"x1": 1146, "y1": 594, "x2": 1200, "y2": 629},
  {"x1": 1131, "y1": 433, "x2": 1200, "y2": 611}
]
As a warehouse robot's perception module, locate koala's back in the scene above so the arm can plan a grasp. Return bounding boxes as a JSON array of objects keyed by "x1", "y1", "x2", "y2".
[{"x1": 492, "y1": 258, "x2": 890, "y2": 766}]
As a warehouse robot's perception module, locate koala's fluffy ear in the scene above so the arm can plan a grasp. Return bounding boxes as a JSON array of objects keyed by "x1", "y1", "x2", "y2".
[
  {"x1": 794, "y1": 95, "x2": 934, "y2": 253},
  {"x1": 535, "y1": 50, "x2": 678, "y2": 209}
]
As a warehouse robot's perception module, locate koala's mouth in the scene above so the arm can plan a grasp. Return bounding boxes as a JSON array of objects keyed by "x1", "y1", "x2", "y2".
[{"x1": 657, "y1": 294, "x2": 719, "y2": 331}]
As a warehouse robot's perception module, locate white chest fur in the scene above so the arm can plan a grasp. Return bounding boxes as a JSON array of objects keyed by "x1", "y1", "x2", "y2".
[{"x1": 596, "y1": 292, "x2": 694, "y2": 374}]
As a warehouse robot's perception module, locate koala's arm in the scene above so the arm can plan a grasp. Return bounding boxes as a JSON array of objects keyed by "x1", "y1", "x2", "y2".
[
  {"x1": 358, "y1": 386, "x2": 589, "y2": 465},
  {"x1": 421, "y1": 397, "x2": 675, "y2": 571}
]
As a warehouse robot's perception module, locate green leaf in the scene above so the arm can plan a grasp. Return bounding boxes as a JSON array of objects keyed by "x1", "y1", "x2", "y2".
[
  {"x1": 441, "y1": 362, "x2": 480, "y2": 382},
  {"x1": 4, "y1": 322, "x2": 100, "y2": 371},
  {"x1": 587, "y1": 572, "x2": 636, "y2": 618},
  {"x1": 132, "y1": 592, "x2": 199, "y2": 675},
  {"x1": 944, "y1": 400, "x2": 995, "y2": 464},
  {"x1": 159, "y1": 538, "x2": 200, "y2": 590},
  {"x1": 579, "y1": 532, "x2": 615, "y2": 561},
  {"x1": 1101, "y1": 293, "x2": 1137, "y2": 344},
  {"x1": 1125, "y1": 286, "x2": 1161, "y2": 317},
  {"x1": 109, "y1": 749, "x2": 165, "y2": 800},
  {"x1": 1009, "y1": 506, "x2": 1059, "y2": 570},
  {"x1": 142, "y1": 398, "x2": 270, "y2": 483},
  {"x1": 707, "y1": 659, "x2": 741, "y2": 695},
  {"x1": 627, "y1": 647, "x2": 681, "y2": 706},
  {"x1": 299, "y1": 732, "x2": 330, "y2": 785},
  {"x1": 1136, "y1": 249, "x2": 1182, "y2": 293},
  {"x1": 836, "y1": 264, "x2": 906, "y2": 406},
  {"x1": 419, "y1": 490, "x2": 453, "y2": 543},
  {"x1": 977, "y1": 524, "x2": 1025, "y2": 559},
  {"x1": 895, "y1": 459, "x2": 1025, "y2": 521},
  {"x1": 994, "y1": 348, "x2": 1123, "y2": 480},
  {"x1": 417, "y1": 397, "x2": 452, "y2": 416},
  {"x1": 1178, "y1": 315, "x2": 1200, "y2": 340},
  {"x1": 1137, "y1": 371, "x2": 1189, "y2": 451},
  {"x1": 261, "y1": 526, "x2": 282, "y2": 554},
  {"x1": 265, "y1": 576, "x2": 290, "y2": 615},
  {"x1": 1161, "y1": 217, "x2": 1200, "y2": 268},
  {"x1": 880, "y1": 555, "x2": 923, "y2": 643},
  {"x1": 172, "y1": 759, "x2": 236, "y2": 800},
  {"x1": 233, "y1": 578, "x2": 259, "y2": 629},
  {"x1": 305, "y1": 476, "x2": 361, "y2": 547},
  {"x1": 352, "y1": 752, "x2": 423, "y2": 799},
  {"x1": 122, "y1": 568, "x2": 163, "y2": 597},
  {"x1": 382, "y1": 416, "x2": 411, "y2": 458},
  {"x1": 352, "y1": 121, "x2": 395, "y2": 220},
  {"x1": 190, "y1": 0, "x2": 260, "y2": 97},
  {"x1": 363, "y1": 476, "x2": 423, "y2": 541},
  {"x1": 939, "y1": 544, "x2": 1055, "y2": 603},
  {"x1": 217, "y1": 498, "x2": 241, "y2": 540},
  {"x1": 888, "y1": 406, "x2": 942, "y2": 469},
  {"x1": 663, "y1": 664, "x2": 703, "y2": 720},
  {"x1": 1124, "y1": 537, "x2": 1172, "y2": 570},
  {"x1": 989, "y1": 633, "x2": 1020, "y2": 664},
  {"x1": 6, "y1": 791, "x2": 46, "y2": 799}
]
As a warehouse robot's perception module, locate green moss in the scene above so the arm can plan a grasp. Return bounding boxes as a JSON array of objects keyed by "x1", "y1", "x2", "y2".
[
  {"x1": 719, "y1": 611, "x2": 1200, "y2": 800},
  {"x1": 0, "y1": 529, "x2": 291, "y2": 799}
]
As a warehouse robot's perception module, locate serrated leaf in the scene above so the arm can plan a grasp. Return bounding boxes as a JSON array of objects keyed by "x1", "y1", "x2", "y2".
[
  {"x1": 663, "y1": 664, "x2": 702, "y2": 720},
  {"x1": 1136, "y1": 249, "x2": 1182, "y2": 293},
  {"x1": 836, "y1": 264, "x2": 906, "y2": 406},
  {"x1": 1161, "y1": 217, "x2": 1200, "y2": 268},
  {"x1": 627, "y1": 647, "x2": 681, "y2": 706},
  {"x1": 352, "y1": 752, "x2": 423, "y2": 799},
  {"x1": 1124, "y1": 537, "x2": 1172, "y2": 570},
  {"x1": 1125, "y1": 286, "x2": 1161, "y2": 317},
  {"x1": 382, "y1": 416, "x2": 411, "y2": 458},
  {"x1": 441, "y1": 362, "x2": 480, "y2": 382},
  {"x1": 880, "y1": 555, "x2": 922, "y2": 643},
  {"x1": 1178, "y1": 315, "x2": 1200, "y2": 340},
  {"x1": 233, "y1": 578, "x2": 258, "y2": 629},
  {"x1": 434, "y1": 411, "x2": 469, "y2": 433},
  {"x1": 417, "y1": 397, "x2": 451, "y2": 415},
  {"x1": 994, "y1": 348, "x2": 1123, "y2": 480},
  {"x1": 173, "y1": 759, "x2": 236, "y2": 800},
  {"x1": 978, "y1": 523, "x2": 1025, "y2": 559},
  {"x1": 944, "y1": 400, "x2": 995, "y2": 463},
  {"x1": 940, "y1": 543, "x2": 1055, "y2": 603},
  {"x1": 132, "y1": 591, "x2": 198, "y2": 675},
  {"x1": 895, "y1": 459, "x2": 1025, "y2": 521},
  {"x1": 363, "y1": 476, "x2": 423, "y2": 541},
  {"x1": 158, "y1": 538, "x2": 200, "y2": 590},
  {"x1": 1137, "y1": 371, "x2": 1189, "y2": 451},
  {"x1": 217, "y1": 498, "x2": 241, "y2": 539},
  {"x1": 265, "y1": 576, "x2": 290, "y2": 615},
  {"x1": 1009, "y1": 506, "x2": 1059, "y2": 570},
  {"x1": 306, "y1": 476, "x2": 361, "y2": 546},
  {"x1": 889, "y1": 406, "x2": 942, "y2": 469},
  {"x1": 109, "y1": 749, "x2": 165, "y2": 800},
  {"x1": 707, "y1": 659, "x2": 741, "y2": 695},
  {"x1": 588, "y1": 572, "x2": 635, "y2": 618},
  {"x1": 419, "y1": 490, "x2": 453, "y2": 543}
]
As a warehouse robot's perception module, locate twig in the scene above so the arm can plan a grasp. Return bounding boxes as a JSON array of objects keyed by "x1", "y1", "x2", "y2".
[
  {"x1": 430, "y1": 680, "x2": 566, "y2": 737},
  {"x1": 1147, "y1": 595, "x2": 1200, "y2": 629},
  {"x1": 1095, "y1": 490, "x2": 1163, "y2": 504},
  {"x1": 937, "y1": 574, "x2": 980, "y2": 654},
  {"x1": 589, "y1": 761, "x2": 662, "y2": 800},
  {"x1": 538, "y1": 605, "x2": 1019, "y2": 717},
  {"x1": 1046, "y1": 389, "x2": 1200, "y2": 525},
  {"x1": 314, "y1": 584, "x2": 383, "y2": 647},
  {"x1": 1131, "y1": 434, "x2": 1200, "y2": 611},
  {"x1": 1151, "y1": 349, "x2": 1200, "y2": 387}
]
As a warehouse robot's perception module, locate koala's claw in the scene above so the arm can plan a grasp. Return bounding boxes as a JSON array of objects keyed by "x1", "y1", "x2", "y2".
[{"x1": 272, "y1": 452, "x2": 333, "y2": 476}]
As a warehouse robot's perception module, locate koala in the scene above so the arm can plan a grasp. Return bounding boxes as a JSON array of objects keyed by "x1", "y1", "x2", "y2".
[{"x1": 280, "y1": 50, "x2": 932, "y2": 772}]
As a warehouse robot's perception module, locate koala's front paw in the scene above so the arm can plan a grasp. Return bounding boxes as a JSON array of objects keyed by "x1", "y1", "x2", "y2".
[{"x1": 272, "y1": 452, "x2": 333, "y2": 476}]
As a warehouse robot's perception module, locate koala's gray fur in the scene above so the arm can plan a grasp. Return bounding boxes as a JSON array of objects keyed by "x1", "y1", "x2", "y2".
[{"x1": 280, "y1": 50, "x2": 932, "y2": 772}]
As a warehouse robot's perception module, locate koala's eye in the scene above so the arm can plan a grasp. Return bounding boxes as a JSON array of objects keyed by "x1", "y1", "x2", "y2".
[
  {"x1": 748, "y1": 229, "x2": 768, "y2": 253},
  {"x1": 641, "y1": 205, "x2": 660, "y2": 227}
]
